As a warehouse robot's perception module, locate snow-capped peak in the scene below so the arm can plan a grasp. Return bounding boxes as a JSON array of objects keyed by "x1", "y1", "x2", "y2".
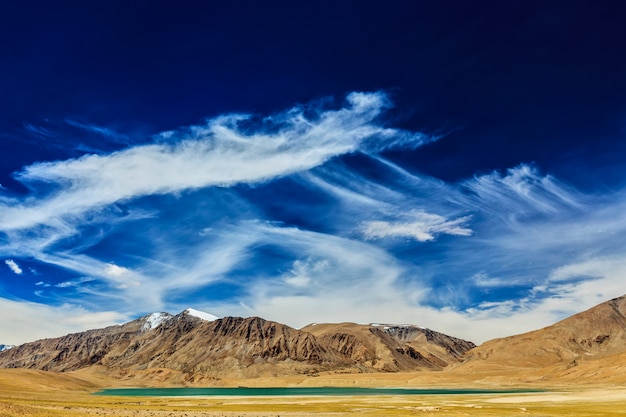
[
  {"x1": 141, "y1": 312, "x2": 173, "y2": 331},
  {"x1": 0, "y1": 344, "x2": 15, "y2": 352},
  {"x1": 184, "y1": 308, "x2": 218, "y2": 322}
]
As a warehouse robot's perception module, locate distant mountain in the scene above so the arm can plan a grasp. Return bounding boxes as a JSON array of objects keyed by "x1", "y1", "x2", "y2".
[
  {"x1": 457, "y1": 295, "x2": 626, "y2": 383},
  {"x1": 0, "y1": 309, "x2": 474, "y2": 380},
  {"x1": 0, "y1": 344, "x2": 14, "y2": 352},
  {"x1": 302, "y1": 322, "x2": 475, "y2": 372},
  {"x1": 4, "y1": 296, "x2": 626, "y2": 385}
]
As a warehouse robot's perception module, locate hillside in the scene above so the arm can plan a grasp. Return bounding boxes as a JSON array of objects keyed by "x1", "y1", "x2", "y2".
[
  {"x1": 457, "y1": 295, "x2": 626, "y2": 383},
  {"x1": 5, "y1": 296, "x2": 626, "y2": 386},
  {"x1": 302, "y1": 322, "x2": 474, "y2": 372},
  {"x1": 0, "y1": 309, "x2": 474, "y2": 381}
]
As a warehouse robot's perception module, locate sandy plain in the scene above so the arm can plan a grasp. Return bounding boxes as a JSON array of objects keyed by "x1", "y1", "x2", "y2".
[{"x1": 2, "y1": 369, "x2": 626, "y2": 417}]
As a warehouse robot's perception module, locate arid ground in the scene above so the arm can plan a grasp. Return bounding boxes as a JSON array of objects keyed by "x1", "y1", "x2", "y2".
[{"x1": 2, "y1": 369, "x2": 626, "y2": 417}]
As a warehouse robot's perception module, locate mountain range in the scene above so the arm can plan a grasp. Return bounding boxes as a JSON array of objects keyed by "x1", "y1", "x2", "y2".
[
  {"x1": 1, "y1": 295, "x2": 626, "y2": 385},
  {"x1": 0, "y1": 308, "x2": 474, "y2": 381}
]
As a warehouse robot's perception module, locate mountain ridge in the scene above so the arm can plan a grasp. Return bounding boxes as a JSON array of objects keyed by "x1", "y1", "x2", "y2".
[
  {"x1": 460, "y1": 295, "x2": 626, "y2": 367},
  {"x1": 3, "y1": 295, "x2": 626, "y2": 385},
  {"x1": 0, "y1": 309, "x2": 474, "y2": 380},
  {"x1": 450, "y1": 295, "x2": 626, "y2": 384}
]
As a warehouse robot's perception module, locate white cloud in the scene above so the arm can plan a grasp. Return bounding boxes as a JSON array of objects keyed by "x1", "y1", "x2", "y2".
[
  {"x1": 104, "y1": 263, "x2": 129, "y2": 277},
  {"x1": 471, "y1": 272, "x2": 509, "y2": 288},
  {"x1": 4, "y1": 259, "x2": 23, "y2": 275},
  {"x1": 362, "y1": 210, "x2": 472, "y2": 241},
  {"x1": 38, "y1": 253, "x2": 156, "y2": 304},
  {"x1": 0, "y1": 92, "x2": 429, "y2": 233},
  {"x1": 237, "y1": 225, "x2": 426, "y2": 327},
  {"x1": 0, "y1": 297, "x2": 129, "y2": 345},
  {"x1": 283, "y1": 259, "x2": 330, "y2": 288},
  {"x1": 544, "y1": 257, "x2": 626, "y2": 306},
  {"x1": 284, "y1": 275, "x2": 311, "y2": 288},
  {"x1": 455, "y1": 255, "x2": 626, "y2": 342},
  {"x1": 460, "y1": 164, "x2": 583, "y2": 220},
  {"x1": 55, "y1": 277, "x2": 94, "y2": 288}
]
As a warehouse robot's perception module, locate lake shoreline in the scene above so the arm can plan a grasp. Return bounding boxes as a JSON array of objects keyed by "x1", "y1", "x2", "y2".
[{"x1": 95, "y1": 386, "x2": 546, "y2": 397}]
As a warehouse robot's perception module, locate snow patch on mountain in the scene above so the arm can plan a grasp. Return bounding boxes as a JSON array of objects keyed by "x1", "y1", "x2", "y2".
[
  {"x1": 370, "y1": 323, "x2": 426, "y2": 329},
  {"x1": 141, "y1": 312, "x2": 173, "y2": 331},
  {"x1": 0, "y1": 344, "x2": 15, "y2": 352},
  {"x1": 184, "y1": 308, "x2": 218, "y2": 321}
]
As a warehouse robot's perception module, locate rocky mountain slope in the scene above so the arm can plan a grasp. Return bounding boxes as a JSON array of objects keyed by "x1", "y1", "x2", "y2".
[
  {"x1": 302, "y1": 322, "x2": 474, "y2": 372},
  {"x1": 6, "y1": 295, "x2": 626, "y2": 385},
  {"x1": 457, "y1": 295, "x2": 626, "y2": 382},
  {"x1": 0, "y1": 309, "x2": 474, "y2": 380}
]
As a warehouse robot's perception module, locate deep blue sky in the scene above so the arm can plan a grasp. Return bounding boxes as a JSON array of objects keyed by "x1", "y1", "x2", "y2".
[{"x1": 1, "y1": 1, "x2": 626, "y2": 344}]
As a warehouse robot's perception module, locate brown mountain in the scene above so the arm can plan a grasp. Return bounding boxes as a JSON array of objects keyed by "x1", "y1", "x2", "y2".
[
  {"x1": 0, "y1": 309, "x2": 474, "y2": 381},
  {"x1": 302, "y1": 322, "x2": 474, "y2": 372},
  {"x1": 457, "y1": 295, "x2": 626, "y2": 383}
]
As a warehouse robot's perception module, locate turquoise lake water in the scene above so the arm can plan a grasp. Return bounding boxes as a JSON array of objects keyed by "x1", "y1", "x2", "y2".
[{"x1": 95, "y1": 387, "x2": 541, "y2": 397}]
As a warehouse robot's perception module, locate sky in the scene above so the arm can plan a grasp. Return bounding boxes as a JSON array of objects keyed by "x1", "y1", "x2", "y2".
[{"x1": 1, "y1": 1, "x2": 626, "y2": 345}]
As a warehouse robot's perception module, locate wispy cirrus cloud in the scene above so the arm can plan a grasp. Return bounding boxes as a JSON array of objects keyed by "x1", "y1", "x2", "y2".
[
  {"x1": 22, "y1": 123, "x2": 57, "y2": 139},
  {"x1": 54, "y1": 277, "x2": 94, "y2": 288},
  {"x1": 225, "y1": 220, "x2": 625, "y2": 344},
  {"x1": 459, "y1": 164, "x2": 584, "y2": 220},
  {"x1": 301, "y1": 158, "x2": 626, "y2": 337},
  {"x1": 0, "y1": 92, "x2": 429, "y2": 233},
  {"x1": 64, "y1": 119, "x2": 130, "y2": 144},
  {"x1": 361, "y1": 210, "x2": 472, "y2": 241}
]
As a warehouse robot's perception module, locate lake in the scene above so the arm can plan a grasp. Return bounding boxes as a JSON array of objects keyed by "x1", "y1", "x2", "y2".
[{"x1": 95, "y1": 387, "x2": 542, "y2": 397}]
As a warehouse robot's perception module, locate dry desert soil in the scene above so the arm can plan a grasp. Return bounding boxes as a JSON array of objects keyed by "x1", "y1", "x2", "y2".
[{"x1": 1, "y1": 368, "x2": 626, "y2": 417}]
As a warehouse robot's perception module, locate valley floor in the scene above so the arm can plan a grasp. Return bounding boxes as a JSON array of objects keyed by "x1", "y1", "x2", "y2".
[{"x1": 1, "y1": 369, "x2": 626, "y2": 417}]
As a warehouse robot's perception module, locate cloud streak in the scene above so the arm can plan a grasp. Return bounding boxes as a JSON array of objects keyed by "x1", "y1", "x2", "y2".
[
  {"x1": 362, "y1": 210, "x2": 472, "y2": 241},
  {"x1": 0, "y1": 92, "x2": 429, "y2": 232},
  {"x1": 4, "y1": 259, "x2": 23, "y2": 275},
  {"x1": 64, "y1": 119, "x2": 130, "y2": 144}
]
